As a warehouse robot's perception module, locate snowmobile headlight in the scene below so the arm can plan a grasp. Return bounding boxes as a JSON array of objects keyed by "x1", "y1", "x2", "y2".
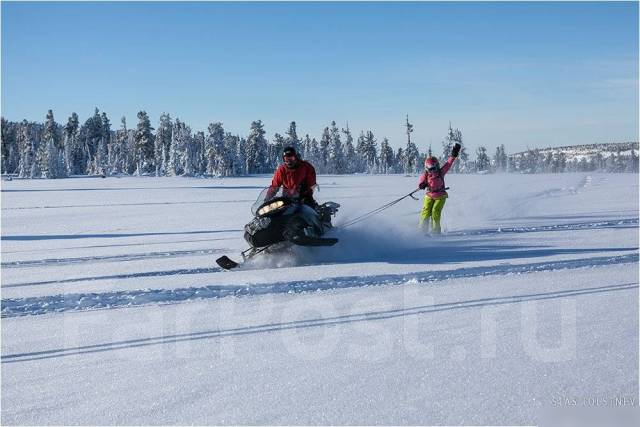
[{"x1": 257, "y1": 200, "x2": 285, "y2": 216}]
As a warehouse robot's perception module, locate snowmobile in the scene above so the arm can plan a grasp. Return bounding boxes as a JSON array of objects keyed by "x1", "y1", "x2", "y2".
[{"x1": 215, "y1": 186, "x2": 340, "y2": 270}]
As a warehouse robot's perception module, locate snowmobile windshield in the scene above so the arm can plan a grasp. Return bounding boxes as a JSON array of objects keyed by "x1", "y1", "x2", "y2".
[{"x1": 251, "y1": 186, "x2": 300, "y2": 216}]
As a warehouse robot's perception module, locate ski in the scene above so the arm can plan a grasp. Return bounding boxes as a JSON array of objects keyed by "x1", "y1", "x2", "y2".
[
  {"x1": 215, "y1": 255, "x2": 240, "y2": 270},
  {"x1": 215, "y1": 242, "x2": 282, "y2": 270}
]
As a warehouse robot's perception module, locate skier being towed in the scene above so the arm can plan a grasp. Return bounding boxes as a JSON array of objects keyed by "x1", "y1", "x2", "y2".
[
  {"x1": 266, "y1": 146, "x2": 319, "y2": 209},
  {"x1": 417, "y1": 142, "x2": 461, "y2": 234}
]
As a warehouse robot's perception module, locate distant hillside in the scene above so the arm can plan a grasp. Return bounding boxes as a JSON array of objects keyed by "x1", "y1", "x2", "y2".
[
  {"x1": 511, "y1": 142, "x2": 638, "y2": 159},
  {"x1": 507, "y1": 142, "x2": 639, "y2": 173}
]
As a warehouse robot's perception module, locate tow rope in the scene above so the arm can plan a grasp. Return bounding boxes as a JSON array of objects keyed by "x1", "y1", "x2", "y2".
[{"x1": 339, "y1": 188, "x2": 421, "y2": 228}]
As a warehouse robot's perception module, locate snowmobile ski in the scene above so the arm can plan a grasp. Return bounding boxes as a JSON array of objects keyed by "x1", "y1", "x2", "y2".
[
  {"x1": 215, "y1": 255, "x2": 240, "y2": 270},
  {"x1": 215, "y1": 242, "x2": 282, "y2": 270}
]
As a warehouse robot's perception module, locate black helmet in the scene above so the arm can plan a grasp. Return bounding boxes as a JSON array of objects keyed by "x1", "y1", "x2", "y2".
[
  {"x1": 283, "y1": 146, "x2": 299, "y2": 168},
  {"x1": 283, "y1": 146, "x2": 297, "y2": 157}
]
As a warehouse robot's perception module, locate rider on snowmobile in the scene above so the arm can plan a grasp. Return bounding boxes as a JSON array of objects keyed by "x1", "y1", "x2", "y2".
[{"x1": 267, "y1": 146, "x2": 318, "y2": 208}]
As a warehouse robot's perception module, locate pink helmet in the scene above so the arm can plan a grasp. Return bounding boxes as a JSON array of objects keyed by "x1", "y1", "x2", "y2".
[{"x1": 424, "y1": 156, "x2": 439, "y2": 171}]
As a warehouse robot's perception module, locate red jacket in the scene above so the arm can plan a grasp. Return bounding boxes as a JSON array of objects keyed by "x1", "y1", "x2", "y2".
[
  {"x1": 418, "y1": 156, "x2": 456, "y2": 198},
  {"x1": 271, "y1": 160, "x2": 317, "y2": 199}
]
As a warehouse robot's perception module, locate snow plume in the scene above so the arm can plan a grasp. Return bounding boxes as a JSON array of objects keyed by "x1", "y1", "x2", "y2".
[
  {"x1": 324, "y1": 221, "x2": 427, "y2": 264},
  {"x1": 250, "y1": 216, "x2": 429, "y2": 269}
]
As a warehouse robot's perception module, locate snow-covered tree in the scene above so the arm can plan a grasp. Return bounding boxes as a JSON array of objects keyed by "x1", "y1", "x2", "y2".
[
  {"x1": 626, "y1": 150, "x2": 639, "y2": 173},
  {"x1": 395, "y1": 147, "x2": 404, "y2": 172},
  {"x1": 111, "y1": 116, "x2": 129, "y2": 174},
  {"x1": 443, "y1": 123, "x2": 467, "y2": 173},
  {"x1": 309, "y1": 137, "x2": 320, "y2": 167},
  {"x1": 362, "y1": 130, "x2": 378, "y2": 173},
  {"x1": 33, "y1": 119, "x2": 51, "y2": 178},
  {"x1": 155, "y1": 113, "x2": 172, "y2": 176},
  {"x1": 17, "y1": 120, "x2": 37, "y2": 178},
  {"x1": 245, "y1": 120, "x2": 268, "y2": 174},
  {"x1": 169, "y1": 119, "x2": 185, "y2": 176},
  {"x1": 355, "y1": 131, "x2": 368, "y2": 173},
  {"x1": 81, "y1": 108, "x2": 104, "y2": 175},
  {"x1": 94, "y1": 112, "x2": 110, "y2": 176},
  {"x1": 134, "y1": 111, "x2": 154, "y2": 175},
  {"x1": 612, "y1": 149, "x2": 628, "y2": 173},
  {"x1": 340, "y1": 125, "x2": 355, "y2": 173},
  {"x1": 441, "y1": 141, "x2": 453, "y2": 163},
  {"x1": 285, "y1": 121, "x2": 301, "y2": 153},
  {"x1": 475, "y1": 146, "x2": 490, "y2": 172},
  {"x1": 237, "y1": 137, "x2": 247, "y2": 175},
  {"x1": 493, "y1": 144, "x2": 508, "y2": 172},
  {"x1": 271, "y1": 132, "x2": 288, "y2": 169},
  {"x1": 301, "y1": 134, "x2": 312, "y2": 162},
  {"x1": 402, "y1": 140, "x2": 419, "y2": 174},
  {"x1": 1, "y1": 118, "x2": 18, "y2": 174},
  {"x1": 63, "y1": 113, "x2": 82, "y2": 175},
  {"x1": 41, "y1": 110, "x2": 66, "y2": 178},
  {"x1": 552, "y1": 151, "x2": 567, "y2": 173},
  {"x1": 221, "y1": 133, "x2": 239, "y2": 176},
  {"x1": 457, "y1": 145, "x2": 470, "y2": 173},
  {"x1": 327, "y1": 121, "x2": 345, "y2": 173},
  {"x1": 379, "y1": 138, "x2": 394, "y2": 174},
  {"x1": 182, "y1": 125, "x2": 198, "y2": 176},
  {"x1": 319, "y1": 126, "x2": 331, "y2": 173},
  {"x1": 194, "y1": 131, "x2": 206, "y2": 175},
  {"x1": 205, "y1": 122, "x2": 225, "y2": 175},
  {"x1": 519, "y1": 148, "x2": 544, "y2": 173}
]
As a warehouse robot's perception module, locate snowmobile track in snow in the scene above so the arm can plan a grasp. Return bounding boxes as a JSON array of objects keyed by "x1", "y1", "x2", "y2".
[
  {"x1": 2, "y1": 252, "x2": 637, "y2": 318},
  {"x1": 2, "y1": 267, "x2": 225, "y2": 289},
  {"x1": 447, "y1": 218, "x2": 638, "y2": 237},
  {"x1": 1, "y1": 248, "x2": 229, "y2": 268},
  {"x1": 2, "y1": 281, "x2": 637, "y2": 363}
]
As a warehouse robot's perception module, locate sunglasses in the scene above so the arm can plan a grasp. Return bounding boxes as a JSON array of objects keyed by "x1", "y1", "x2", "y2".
[
  {"x1": 283, "y1": 153, "x2": 297, "y2": 159},
  {"x1": 426, "y1": 165, "x2": 439, "y2": 171}
]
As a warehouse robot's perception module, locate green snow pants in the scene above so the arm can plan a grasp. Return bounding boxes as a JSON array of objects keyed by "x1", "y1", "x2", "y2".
[{"x1": 419, "y1": 196, "x2": 447, "y2": 234}]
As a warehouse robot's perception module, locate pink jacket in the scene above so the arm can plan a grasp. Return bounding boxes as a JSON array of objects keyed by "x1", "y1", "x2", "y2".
[{"x1": 418, "y1": 156, "x2": 456, "y2": 198}]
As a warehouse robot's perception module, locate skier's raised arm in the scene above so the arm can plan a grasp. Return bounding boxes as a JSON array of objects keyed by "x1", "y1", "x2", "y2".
[{"x1": 440, "y1": 143, "x2": 461, "y2": 176}]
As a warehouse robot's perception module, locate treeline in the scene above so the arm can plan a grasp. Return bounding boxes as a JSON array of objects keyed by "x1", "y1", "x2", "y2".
[
  {"x1": 1, "y1": 109, "x2": 637, "y2": 178},
  {"x1": 0, "y1": 109, "x2": 466, "y2": 178}
]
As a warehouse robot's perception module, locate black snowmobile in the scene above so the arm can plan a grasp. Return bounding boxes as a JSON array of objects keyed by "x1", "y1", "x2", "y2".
[{"x1": 215, "y1": 186, "x2": 340, "y2": 270}]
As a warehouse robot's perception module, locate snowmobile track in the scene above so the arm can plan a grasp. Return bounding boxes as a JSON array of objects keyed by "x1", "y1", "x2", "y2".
[
  {"x1": 1, "y1": 248, "x2": 229, "y2": 268},
  {"x1": 2, "y1": 281, "x2": 637, "y2": 363},
  {"x1": 2, "y1": 252, "x2": 637, "y2": 318}
]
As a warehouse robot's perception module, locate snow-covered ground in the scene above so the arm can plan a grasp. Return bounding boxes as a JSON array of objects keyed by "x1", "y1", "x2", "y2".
[{"x1": 1, "y1": 173, "x2": 638, "y2": 425}]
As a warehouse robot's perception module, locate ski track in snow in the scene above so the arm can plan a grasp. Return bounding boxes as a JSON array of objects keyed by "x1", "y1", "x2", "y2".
[
  {"x1": 2, "y1": 253, "x2": 637, "y2": 318},
  {"x1": 1, "y1": 235, "x2": 236, "y2": 255},
  {"x1": 3, "y1": 267, "x2": 225, "y2": 288},
  {"x1": 442, "y1": 218, "x2": 638, "y2": 237},
  {"x1": 0, "y1": 248, "x2": 229, "y2": 268},
  {"x1": 2, "y1": 281, "x2": 637, "y2": 363}
]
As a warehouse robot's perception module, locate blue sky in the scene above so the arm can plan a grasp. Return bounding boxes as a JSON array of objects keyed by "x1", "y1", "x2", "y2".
[{"x1": 1, "y1": 1, "x2": 638, "y2": 153}]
